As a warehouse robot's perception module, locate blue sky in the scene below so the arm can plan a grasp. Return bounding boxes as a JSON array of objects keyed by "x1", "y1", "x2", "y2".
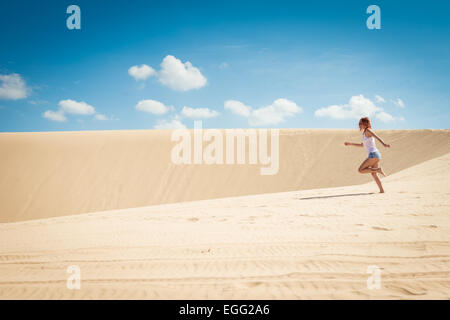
[{"x1": 1, "y1": 0, "x2": 449, "y2": 131}]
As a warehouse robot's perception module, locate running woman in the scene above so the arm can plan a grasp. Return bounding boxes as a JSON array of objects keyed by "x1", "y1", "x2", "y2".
[{"x1": 344, "y1": 117, "x2": 391, "y2": 193}]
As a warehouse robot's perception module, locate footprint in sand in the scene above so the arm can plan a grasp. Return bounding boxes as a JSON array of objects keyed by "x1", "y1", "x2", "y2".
[
  {"x1": 372, "y1": 226, "x2": 392, "y2": 231},
  {"x1": 396, "y1": 287, "x2": 427, "y2": 296},
  {"x1": 245, "y1": 281, "x2": 263, "y2": 288}
]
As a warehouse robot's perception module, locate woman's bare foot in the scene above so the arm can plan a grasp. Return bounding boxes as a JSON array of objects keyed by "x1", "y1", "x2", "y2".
[
  {"x1": 379, "y1": 189, "x2": 385, "y2": 193},
  {"x1": 377, "y1": 167, "x2": 386, "y2": 177}
]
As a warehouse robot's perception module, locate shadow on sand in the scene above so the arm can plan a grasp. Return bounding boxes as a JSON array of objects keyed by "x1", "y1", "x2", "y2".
[{"x1": 298, "y1": 192, "x2": 374, "y2": 200}]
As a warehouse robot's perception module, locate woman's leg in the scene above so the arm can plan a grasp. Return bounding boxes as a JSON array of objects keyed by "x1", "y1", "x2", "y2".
[
  {"x1": 358, "y1": 158, "x2": 382, "y2": 174},
  {"x1": 370, "y1": 162, "x2": 385, "y2": 193}
]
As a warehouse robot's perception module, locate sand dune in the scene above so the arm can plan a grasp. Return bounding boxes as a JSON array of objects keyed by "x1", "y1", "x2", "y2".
[
  {"x1": 1, "y1": 129, "x2": 449, "y2": 222},
  {"x1": 0, "y1": 151, "x2": 449, "y2": 299}
]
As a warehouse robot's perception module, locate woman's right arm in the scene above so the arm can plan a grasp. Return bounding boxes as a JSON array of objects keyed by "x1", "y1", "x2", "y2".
[{"x1": 344, "y1": 142, "x2": 363, "y2": 147}]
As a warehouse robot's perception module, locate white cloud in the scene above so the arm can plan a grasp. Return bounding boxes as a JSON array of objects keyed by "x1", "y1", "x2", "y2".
[
  {"x1": 28, "y1": 99, "x2": 49, "y2": 106},
  {"x1": 224, "y1": 100, "x2": 251, "y2": 117},
  {"x1": 158, "y1": 55, "x2": 207, "y2": 91},
  {"x1": 375, "y1": 95, "x2": 385, "y2": 103},
  {"x1": 94, "y1": 114, "x2": 118, "y2": 121},
  {"x1": 219, "y1": 62, "x2": 229, "y2": 69},
  {"x1": 154, "y1": 118, "x2": 186, "y2": 130},
  {"x1": 128, "y1": 64, "x2": 156, "y2": 81},
  {"x1": 59, "y1": 99, "x2": 96, "y2": 115},
  {"x1": 224, "y1": 98, "x2": 302, "y2": 126},
  {"x1": 376, "y1": 111, "x2": 395, "y2": 122},
  {"x1": 315, "y1": 95, "x2": 381, "y2": 119},
  {"x1": 249, "y1": 98, "x2": 302, "y2": 126},
  {"x1": 393, "y1": 98, "x2": 405, "y2": 108},
  {"x1": 0, "y1": 73, "x2": 28, "y2": 100},
  {"x1": 181, "y1": 106, "x2": 219, "y2": 119},
  {"x1": 43, "y1": 110, "x2": 66, "y2": 122},
  {"x1": 136, "y1": 99, "x2": 172, "y2": 115},
  {"x1": 315, "y1": 94, "x2": 402, "y2": 123},
  {"x1": 94, "y1": 114, "x2": 108, "y2": 121},
  {"x1": 43, "y1": 99, "x2": 113, "y2": 122},
  {"x1": 128, "y1": 55, "x2": 207, "y2": 91}
]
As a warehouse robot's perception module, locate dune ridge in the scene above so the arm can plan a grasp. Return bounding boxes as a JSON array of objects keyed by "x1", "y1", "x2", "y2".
[
  {"x1": 0, "y1": 151, "x2": 449, "y2": 299},
  {"x1": 1, "y1": 129, "x2": 449, "y2": 222}
]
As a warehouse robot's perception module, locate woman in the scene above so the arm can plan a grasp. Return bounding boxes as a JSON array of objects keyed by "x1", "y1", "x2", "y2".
[{"x1": 344, "y1": 117, "x2": 390, "y2": 193}]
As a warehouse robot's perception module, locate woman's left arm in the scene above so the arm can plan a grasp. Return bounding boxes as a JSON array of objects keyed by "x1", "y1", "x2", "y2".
[{"x1": 367, "y1": 128, "x2": 390, "y2": 148}]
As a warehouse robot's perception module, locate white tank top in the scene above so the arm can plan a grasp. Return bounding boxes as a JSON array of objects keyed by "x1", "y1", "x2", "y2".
[{"x1": 362, "y1": 130, "x2": 378, "y2": 154}]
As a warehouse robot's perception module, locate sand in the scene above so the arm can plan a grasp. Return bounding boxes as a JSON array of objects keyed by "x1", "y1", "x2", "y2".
[
  {"x1": 0, "y1": 129, "x2": 449, "y2": 299},
  {"x1": 1, "y1": 129, "x2": 450, "y2": 222}
]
